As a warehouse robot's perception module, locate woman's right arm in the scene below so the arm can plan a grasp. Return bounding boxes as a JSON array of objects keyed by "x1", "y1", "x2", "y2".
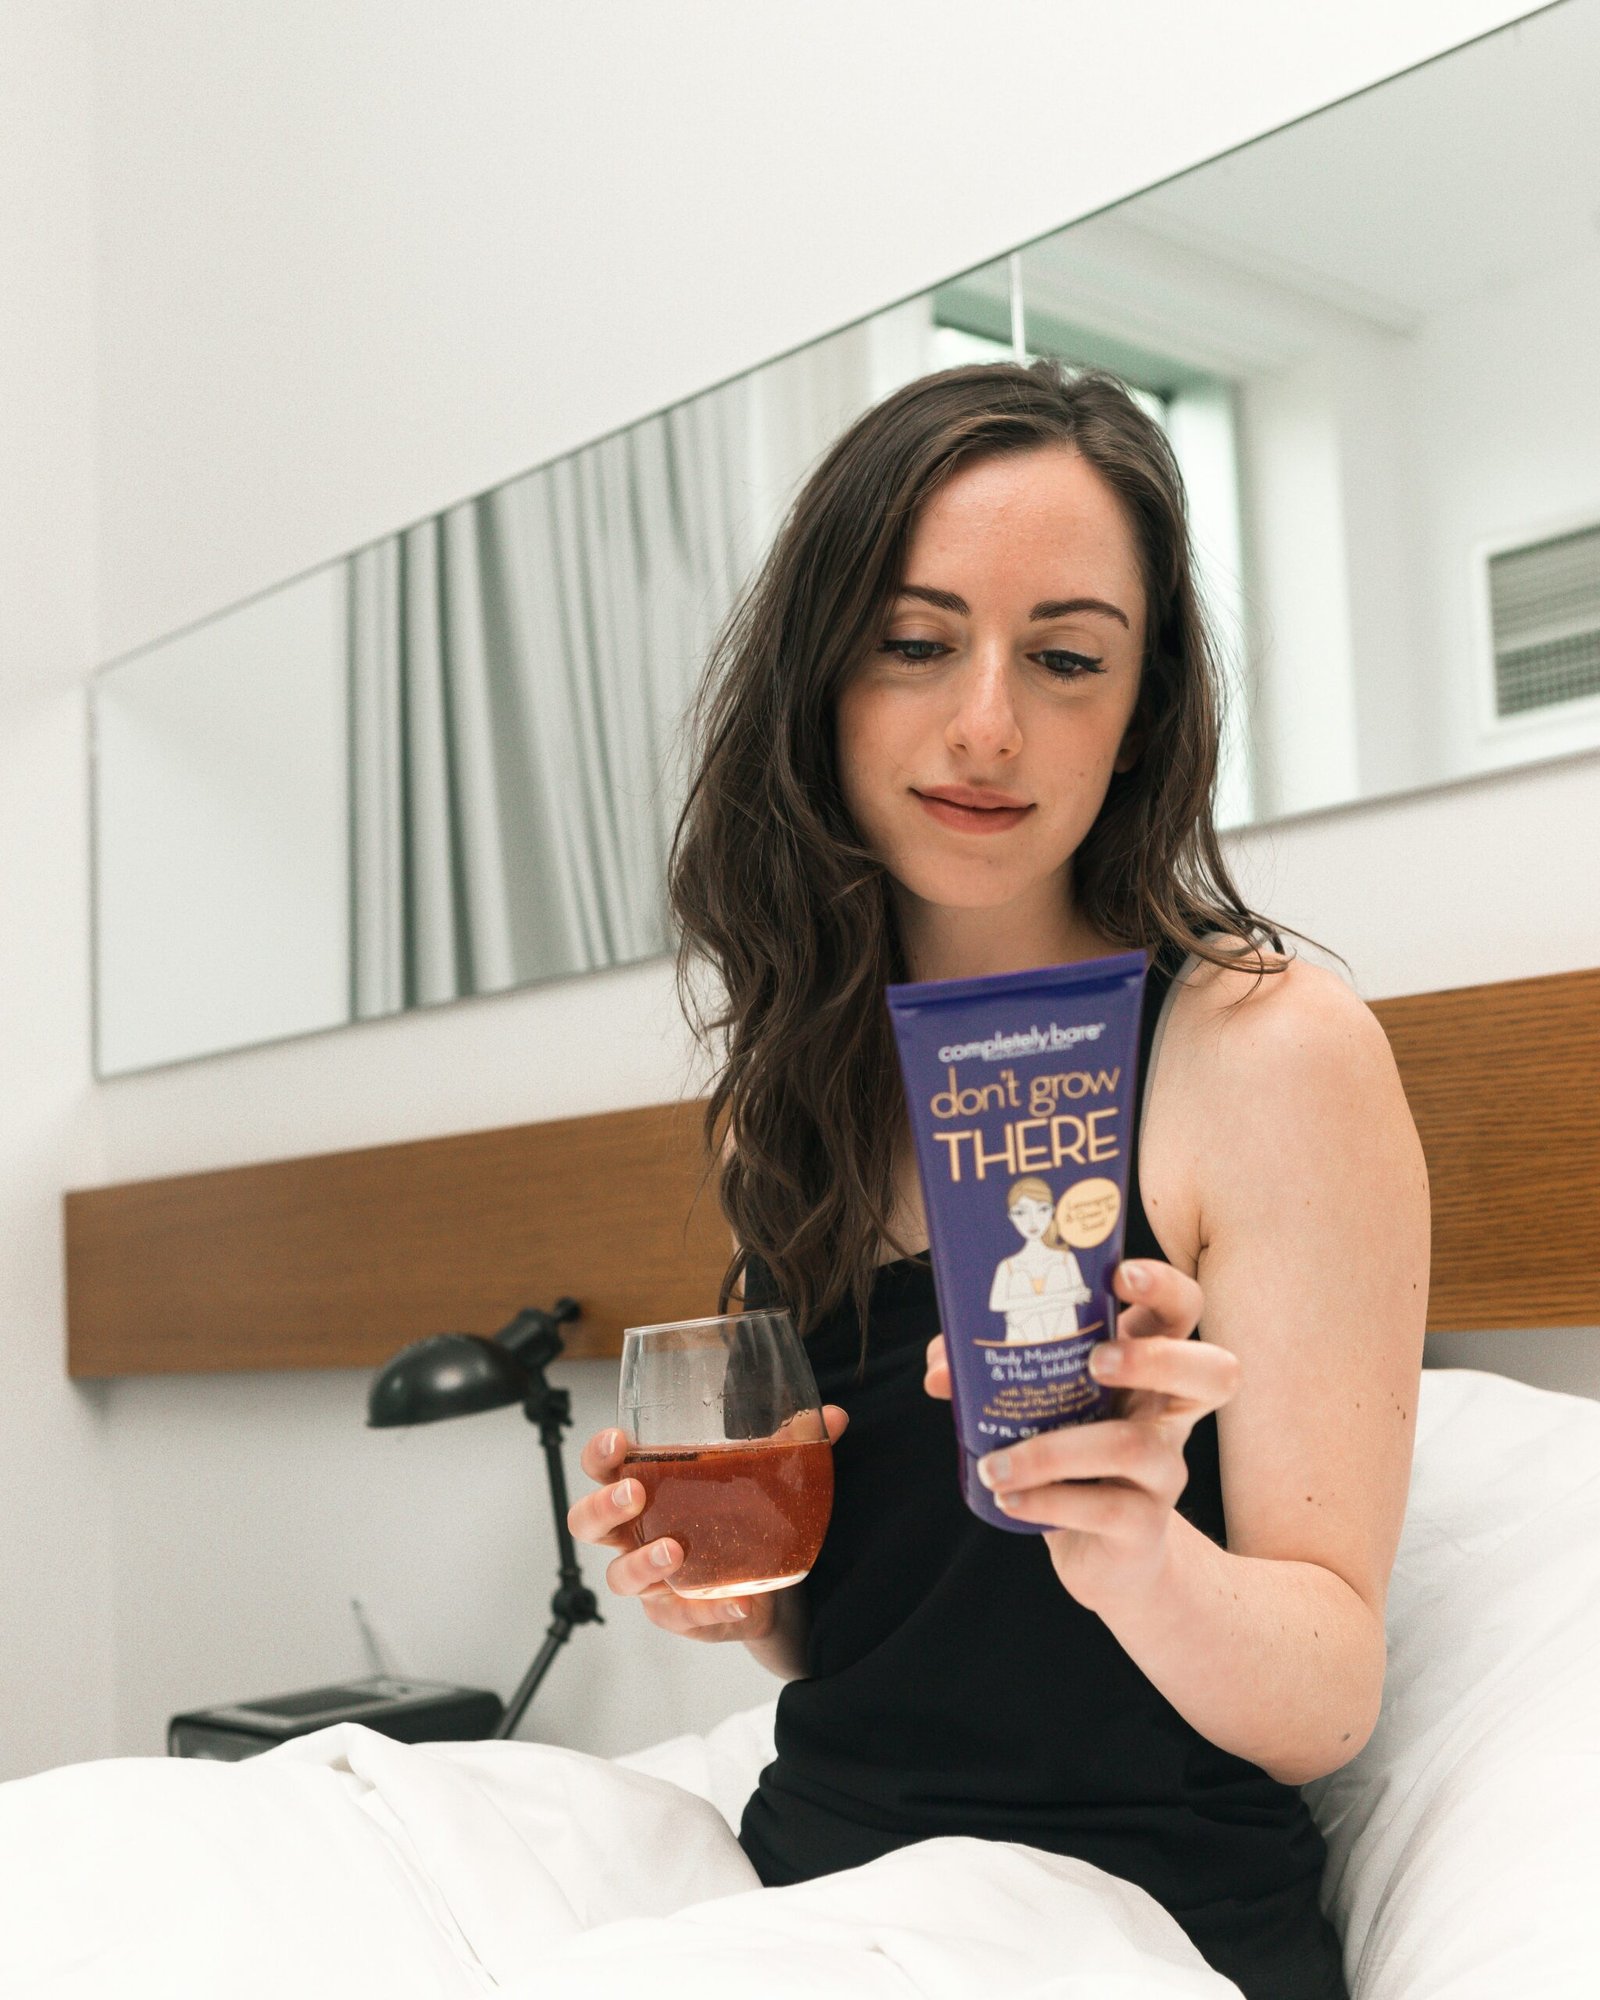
[
  {"x1": 565, "y1": 1423, "x2": 827, "y2": 1678},
  {"x1": 739, "y1": 1570, "x2": 813, "y2": 1681}
]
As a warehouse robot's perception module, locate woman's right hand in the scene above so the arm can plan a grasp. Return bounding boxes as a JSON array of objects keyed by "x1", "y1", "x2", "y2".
[{"x1": 566, "y1": 1410, "x2": 849, "y2": 1642}]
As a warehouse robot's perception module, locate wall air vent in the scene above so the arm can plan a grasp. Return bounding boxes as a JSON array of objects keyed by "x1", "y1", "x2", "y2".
[{"x1": 1487, "y1": 521, "x2": 1600, "y2": 718}]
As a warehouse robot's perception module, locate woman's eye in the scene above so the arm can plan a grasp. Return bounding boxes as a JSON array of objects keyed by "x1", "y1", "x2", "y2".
[
  {"x1": 1035, "y1": 651, "x2": 1106, "y2": 679},
  {"x1": 879, "y1": 639, "x2": 1105, "y2": 680}
]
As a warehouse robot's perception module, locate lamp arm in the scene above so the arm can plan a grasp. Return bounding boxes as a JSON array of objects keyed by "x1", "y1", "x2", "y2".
[
  {"x1": 493, "y1": 1349, "x2": 605, "y2": 1741},
  {"x1": 532, "y1": 1393, "x2": 593, "y2": 1613}
]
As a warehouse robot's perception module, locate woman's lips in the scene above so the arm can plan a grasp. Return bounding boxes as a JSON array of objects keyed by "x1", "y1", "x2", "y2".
[{"x1": 914, "y1": 791, "x2": 1034, "y2": 834}]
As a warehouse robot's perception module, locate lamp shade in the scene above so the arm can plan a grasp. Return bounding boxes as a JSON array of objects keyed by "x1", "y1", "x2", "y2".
[{"x1": 366, "y1": 1333, "x2": 529, "y2": 1427}]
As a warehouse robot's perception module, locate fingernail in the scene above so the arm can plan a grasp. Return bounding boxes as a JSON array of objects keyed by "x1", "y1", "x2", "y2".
[
  {"x1": 1089, "y1": 1342, "x2": 1123, "y2": 1380},
  {"x1": 979, "y1": 1450, "x2": 1012, "y2": 1489},
  {"x1": 602, "y1": 1429, "x2": 620, "y2": 1456},
  {"x1": 650, "y1": 1541, "x2": 675, "y2": 1568},
  {"x1": 1122, "y1": 1261, "x2": 1149, "y2": 1292},
  {"x1": 723, "y1": 1602, "x2": 748, "y2": 1620},
  {"x1": 612, "y1": 1480, "x2": 637, "y2": 1510}
]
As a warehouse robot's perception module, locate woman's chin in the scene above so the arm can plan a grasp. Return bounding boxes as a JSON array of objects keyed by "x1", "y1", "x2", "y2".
[{"x1": 893, "y1": 867, "x2": 1044, "y2": 914}]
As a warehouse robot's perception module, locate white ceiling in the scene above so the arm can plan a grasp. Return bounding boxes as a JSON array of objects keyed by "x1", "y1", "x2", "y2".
[{"x1": 1117, "y1": 0, "x2": 1600, "y2": 324}]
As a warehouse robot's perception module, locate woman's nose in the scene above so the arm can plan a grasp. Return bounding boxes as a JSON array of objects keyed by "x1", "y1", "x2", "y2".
[{"x1": 944, "y1": 650, "x2": 1022, "y2": 761}]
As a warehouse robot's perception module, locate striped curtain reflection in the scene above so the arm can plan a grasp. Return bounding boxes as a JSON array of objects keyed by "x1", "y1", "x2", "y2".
[
  {"x1": 343, "y1": 299, "x2": 932, "y2": 1020},
  {"x1": 345, "y1": 377, "x2": 759, "y2": 1016}
]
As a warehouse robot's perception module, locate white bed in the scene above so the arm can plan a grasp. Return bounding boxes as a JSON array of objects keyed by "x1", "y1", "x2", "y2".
[{"x1": 5, "y1": 1368, "x2": 1598, "y2": 1998}]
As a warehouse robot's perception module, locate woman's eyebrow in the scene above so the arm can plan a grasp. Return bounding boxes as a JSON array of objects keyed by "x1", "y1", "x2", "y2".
[{"x1": 895, "y1": 583, "x2": 1129, "y2": 629}]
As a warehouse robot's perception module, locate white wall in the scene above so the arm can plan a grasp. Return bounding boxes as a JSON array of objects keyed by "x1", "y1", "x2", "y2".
[
  {"x1": 1235, "y1": 346, "x2": 1365, "y2": 816},
  {"x1": 0, "y1": 0, "x2": 1552, "y2": 1779},
  {"x1": 1226, "y1": 742, "x2": 1600, "y2": 1001},
  {"x1": 1402, "y1": 244, "x2": 1600, "y2": 779},
  {"x1": 1243, "y1": 230, "x2": 1600, "y2": 810},
  {"x1": 94, "y1": 564, "x2": 350, "y2": 1073},
  {"x1": 0, "y1": 0, "x2": 115, "y2": 1776},
  {"x1": 93, "y1": 0, "x2": 1531, "y2": 664}
]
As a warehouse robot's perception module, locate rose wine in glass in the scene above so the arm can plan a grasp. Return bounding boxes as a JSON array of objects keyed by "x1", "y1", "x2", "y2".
[{"x1": 617, "y1": 1309, "x2": 834, "y2": 1599}]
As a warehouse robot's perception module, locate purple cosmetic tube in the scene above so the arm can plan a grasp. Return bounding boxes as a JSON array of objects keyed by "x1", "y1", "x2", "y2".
[{"x1": 886, "y1": 950, "x2": 1149, "y2": 1533}]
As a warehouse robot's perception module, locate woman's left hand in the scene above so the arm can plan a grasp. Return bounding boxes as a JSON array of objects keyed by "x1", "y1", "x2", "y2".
[{"x1": 922, "y1": 1259, "x2": 1241, "y2": 1613}]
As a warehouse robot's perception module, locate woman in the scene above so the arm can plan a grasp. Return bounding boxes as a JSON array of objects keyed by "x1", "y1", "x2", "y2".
[
  {"x1": 568, "y1": 360, "x2": 1428, "y2": 1998},
  {"x1": 990, "y1": 1174, "x2": 1093, "y2": 1342}
]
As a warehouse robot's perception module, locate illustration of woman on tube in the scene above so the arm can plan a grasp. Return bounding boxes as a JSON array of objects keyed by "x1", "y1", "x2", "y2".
[{"x1": 988, "y1": 1175, "x2": 1092, "y2": 1344}]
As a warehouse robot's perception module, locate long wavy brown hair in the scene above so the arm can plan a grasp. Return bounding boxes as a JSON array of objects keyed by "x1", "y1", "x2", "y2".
[{"x1": 667, "y1": 358, "x2": 1286, "y2": 1368}]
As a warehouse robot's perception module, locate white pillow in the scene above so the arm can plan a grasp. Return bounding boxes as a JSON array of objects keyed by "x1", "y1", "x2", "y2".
[
  {"x1": 613, "y1": 1690, "x2": 778, "y2": 1836},
  {"x1": 622, "y1": 1368, "x2": 1600, "y2": 1998},
  {"x1": 1308, "y1": 1367, "x2": 1600, "y2": 1998}
]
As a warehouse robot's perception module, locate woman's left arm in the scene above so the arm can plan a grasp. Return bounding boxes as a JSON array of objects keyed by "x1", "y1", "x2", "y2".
[{"x1": 927, "y1": 961, "x2": 1430, "y2": 1784}]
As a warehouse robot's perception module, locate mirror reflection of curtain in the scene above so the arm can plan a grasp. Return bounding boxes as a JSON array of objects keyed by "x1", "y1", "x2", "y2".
[
  {"x1": 346, "y1": 377, "x2": 761, "y2": 1015},
  {"x1": 344, "y1": 302, "x2": 931, "y2": 1021}
]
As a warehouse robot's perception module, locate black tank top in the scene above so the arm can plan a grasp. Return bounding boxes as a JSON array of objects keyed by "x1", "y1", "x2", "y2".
[{"x1": 735, "y1": 941, "x2": 1349, "y2": 2000}]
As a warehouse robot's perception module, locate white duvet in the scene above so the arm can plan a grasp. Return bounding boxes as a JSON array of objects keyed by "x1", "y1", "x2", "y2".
[
  {"x1": 3, "y1": 1708, "x2": 1231, "y2": 1997},
  {"x1": 4, "y1": 1369, "x2": 1599, "y2": 1998}
]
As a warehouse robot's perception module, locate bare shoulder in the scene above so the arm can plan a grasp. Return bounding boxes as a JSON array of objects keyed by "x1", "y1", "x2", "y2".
[
  {"x1": 1169, "y1": 944, "x2": 1394, "y2": 1091},
  {"x1": 1142, "y1": 940, "x2": 1419, "y2": 1266}
]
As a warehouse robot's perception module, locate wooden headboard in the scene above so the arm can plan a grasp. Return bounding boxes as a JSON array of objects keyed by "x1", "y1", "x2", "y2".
[
  {"x1": 1367, "y1": 965, "x2": 1598, "y2": 1331},
  {"x1": 63, "y1": 964, "x2": 1600, "y2": 1377}
]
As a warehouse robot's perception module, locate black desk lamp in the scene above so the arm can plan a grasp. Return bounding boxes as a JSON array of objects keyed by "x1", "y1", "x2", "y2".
[{"x1": 366, "y1": 1297, "x2": 604, "y2": 1740}]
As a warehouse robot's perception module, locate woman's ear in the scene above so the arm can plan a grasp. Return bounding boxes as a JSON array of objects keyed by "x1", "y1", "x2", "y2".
[{"x1": 1113, "y1": 726, "x2": 1143, "y2": 775}]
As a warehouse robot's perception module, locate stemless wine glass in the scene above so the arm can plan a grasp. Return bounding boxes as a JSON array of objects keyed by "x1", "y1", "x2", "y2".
[{"x1": 617, "y1": 1309, "x2": 835, "y2": 1599}]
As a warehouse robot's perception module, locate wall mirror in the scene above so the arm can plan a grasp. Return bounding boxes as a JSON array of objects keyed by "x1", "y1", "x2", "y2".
[{"x1": 91, "y1": 1, "x2": 1600, "y2": 1076}]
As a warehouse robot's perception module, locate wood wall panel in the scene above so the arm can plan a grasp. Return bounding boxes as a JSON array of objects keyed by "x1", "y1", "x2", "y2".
[
  {"x1": 1370, "y1": 965, "x2": 1600, "y2": 1334},
  {"x1": 64, "y1": 965, "x2": 1600, "y2": 1377},
  {"x1": 65, "y1": 1099, "x2": 735, "y2": 1377}
]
